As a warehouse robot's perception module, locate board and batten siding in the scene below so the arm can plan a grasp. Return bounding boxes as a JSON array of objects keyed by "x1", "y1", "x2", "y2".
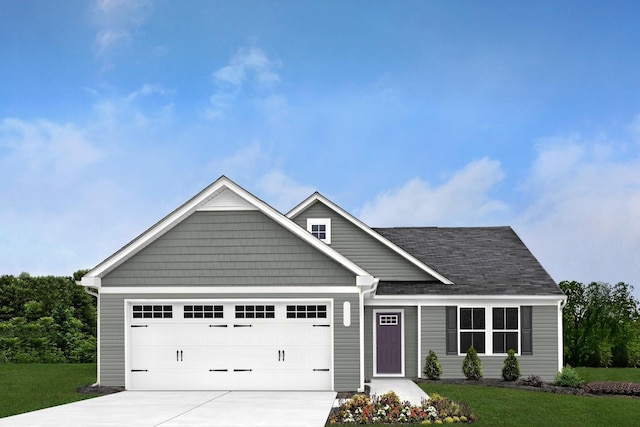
[
  {"x1": 102, "y1": 210, "x2": 355, "y2": 287},
  {"x1": 292, "y1": 201, "x2": 434, "y2": 281},
  {"x1": 99, "y1": 292, "x2": 361, "y2": 391},
  {"x1": 364, "y1": 305, "x2": 418, "y2": 379},
  {"x1": 420, "y1": 305, "x2": 560, "y2": 381}
]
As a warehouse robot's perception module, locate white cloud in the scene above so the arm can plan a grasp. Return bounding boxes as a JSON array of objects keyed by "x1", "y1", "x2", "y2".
[
  {"x1": 207, "y1": 46, "x2": 283, "y2": 119},
  {"x1": 628, "y1": 114, "x2": 640, "y2": 140},
  {"x1": 0, "y1": 87, "x2": 181, "y2": 277},
  {"x1": 205, "y1": 142, "x2": 314, "y2": 212},
  {"x1": 358, "y1": 158, "x2": 508, "y2": 226},
  {"x1": 94, "y1": 30, "x2": 131, "y2": 57},
  {"x1": 214, "y1": 47, "x2": 281, "y2": 87},
  {"x1": 0, "y1": 118, "x2": 112, "y2": 275},
  {"x1": 92, "y1": 0, "x2": 153, "y2": 59},
  {"x1": 255, "y1": 170, "x2": 315, "y2": 212},
  {"x1": 125, "y1": 83, "x2": 171, "y2": 101},
  {"x1": 516, "y1": 135, "x2": 640, "y2": 287},
  {"x1": 0, "y1": 118, "x2": 104, "y2": 191}
]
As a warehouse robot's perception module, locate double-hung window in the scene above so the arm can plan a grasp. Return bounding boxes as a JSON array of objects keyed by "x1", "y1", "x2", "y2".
[
  {"x1": 459, "y1": 308, "x2": 485, "y2": 354},
  {"x1": 492, "y1": 307, "x2": 519, "y2": 354},
  {"x1": 450, "y1": 305, "x2": 531, "y2": 356}
]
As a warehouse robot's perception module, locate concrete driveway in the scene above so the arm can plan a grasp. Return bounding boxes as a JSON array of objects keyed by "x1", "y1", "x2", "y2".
[{"x1": 0, "y1": 391, "x2": 336, "y2": 427}]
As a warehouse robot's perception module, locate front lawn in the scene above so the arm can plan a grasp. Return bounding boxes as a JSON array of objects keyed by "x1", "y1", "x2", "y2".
[
  {"x1": 0, "y1": 363, "x2": 98, "y2": 418},
  {"x1": 418, "y1": 382, "x2": 639, "y2": 426}
]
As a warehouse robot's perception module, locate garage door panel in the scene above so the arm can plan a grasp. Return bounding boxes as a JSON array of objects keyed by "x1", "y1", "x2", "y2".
[{"x1": 127, "y1": 300, "x2": 333, "y2": 391}]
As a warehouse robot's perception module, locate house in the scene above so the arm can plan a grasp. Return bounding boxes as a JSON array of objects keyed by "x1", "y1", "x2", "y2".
[{"x1": 79, "y1": 176, "x2": 566, "y2": 391}]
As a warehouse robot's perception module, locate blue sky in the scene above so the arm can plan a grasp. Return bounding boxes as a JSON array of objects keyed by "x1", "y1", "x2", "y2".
[{"x1": 1, "y1": 1, "x2": 639, "y2": 298}]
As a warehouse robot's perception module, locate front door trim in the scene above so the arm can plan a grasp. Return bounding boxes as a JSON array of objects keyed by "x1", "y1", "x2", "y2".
[{"x1": 372, "y1": 308, "x2": 405, "y2": 377}]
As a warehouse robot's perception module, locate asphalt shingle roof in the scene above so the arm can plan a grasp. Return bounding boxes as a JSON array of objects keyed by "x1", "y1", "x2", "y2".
[{"x1": 374, "y1": 226, "x2": 564, "y2": 296}]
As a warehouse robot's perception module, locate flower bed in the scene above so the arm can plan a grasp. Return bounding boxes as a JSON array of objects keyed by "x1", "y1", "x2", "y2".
[
  {"x1": 583, "y1": 381, "x2": 640, "y2": 397},
  {"x1": 328, "y1": 391, "x2": 476, "y2": 424}
]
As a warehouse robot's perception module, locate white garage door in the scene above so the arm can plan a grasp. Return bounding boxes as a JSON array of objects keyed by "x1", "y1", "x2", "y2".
[{"x1": 126, "y1": 300, "x2": 332, "y2": 390}]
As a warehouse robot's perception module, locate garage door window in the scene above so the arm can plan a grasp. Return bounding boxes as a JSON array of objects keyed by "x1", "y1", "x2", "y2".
[
  {"x1": 286, "y1": 305, "x2": 327, "y2": 319},
  {"x1": 132, "y1": 305, "x2": 173, "y2": 319},
  {"x1": 235, "y1": 305, "x2": 275, "y2": 319},
  {"x1": 184, "y1": 305, "x2": 223, "y2": 319}
]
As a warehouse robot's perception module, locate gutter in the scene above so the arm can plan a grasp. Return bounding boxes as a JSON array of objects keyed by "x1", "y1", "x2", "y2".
[
  {"x1": 362, "y1": 278, "x2": 379, "y2": 300},
  {"x1": 77, "y1": 281, "x2": 99, "y2": 298}
]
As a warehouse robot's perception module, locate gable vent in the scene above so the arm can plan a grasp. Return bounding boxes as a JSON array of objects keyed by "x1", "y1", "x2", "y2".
[{"x1": 198, "y1": 187, "x2": 258, "y2": 211}]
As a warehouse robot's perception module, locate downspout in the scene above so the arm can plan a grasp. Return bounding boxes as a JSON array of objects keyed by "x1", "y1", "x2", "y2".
[
  {"x1": 83, "y1": 286, "x2": 99, "y2": 298},
  {"x1": 358, "y1": 277, "x2": 379, "y2": 392},
  {"x1": 558, "y1": 298, "x2": 567, "y2": 373},
  {"x1": 77, "y1": 281, "x2": 100, "y2": 386}
]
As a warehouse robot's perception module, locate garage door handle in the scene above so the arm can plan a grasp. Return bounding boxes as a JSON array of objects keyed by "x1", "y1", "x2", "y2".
[
  {"x1": 233, "y1": 369, "x2": 252, "y2": 372},
  {"x1": 278, "y1": 350, "x2": 281, "y2": 361},
  {"x1": 131, "y1": 369, "x2": 148, "y2": 372},
  {"x1": 233, "y1": 324, "x2": 252, "y2": 327},
  {"x1": 131, "y1": 325, "x2": 148, "y2": 328},
  {"x1": 209, "y1": 369, "x2": 228, "y2": 372},
  {"x1": 282, "y1": 350, "x2": 285, "y2": 361},
  {"x1": 209, "y1": 324, "x2": 228, "y2": 327},
  {"x1": 313, "y1": 324, "x2": 330, "y2": 327},
  {"x1": 313, "y1": 369, "x2": 330, "y2": 372}
]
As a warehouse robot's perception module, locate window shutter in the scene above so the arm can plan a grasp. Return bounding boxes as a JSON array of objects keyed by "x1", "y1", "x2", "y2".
[
  {"x1": 446, "y1": 306, "x2": 458, "y2": 355},
  {"x1": 521, "y1": 306, "x2": 533, "y2": 355}
]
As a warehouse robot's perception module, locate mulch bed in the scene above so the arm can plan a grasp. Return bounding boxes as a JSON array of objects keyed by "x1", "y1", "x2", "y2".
[
  {"x1": 76, "y1": 378, "x2": 638, "y2": 399},
  {"x1": 76, "y1": 385, "x2": 125, "y2": 395},
  {"x1": 418, "y1": 378, "x2": 591, "y2": 396}
]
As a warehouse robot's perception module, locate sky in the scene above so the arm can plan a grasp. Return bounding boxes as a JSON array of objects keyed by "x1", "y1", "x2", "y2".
[{"x1": 1, "y1": 0, "x2": 639, "y2": 299}]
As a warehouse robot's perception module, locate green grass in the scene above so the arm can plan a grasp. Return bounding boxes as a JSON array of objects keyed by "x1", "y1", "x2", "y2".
[
  {"x1": 0, "y1": 363, "x2": 98, "y2": 418},
  {"x1": 575, "y1": 367, "x2": 640, "y2": 383},
  {"x1": 418, "y1": 383, "x2": 640, "y2": 427},
  {"x1": 330, "y1": 368, "x2": 640, "y2": 427}
]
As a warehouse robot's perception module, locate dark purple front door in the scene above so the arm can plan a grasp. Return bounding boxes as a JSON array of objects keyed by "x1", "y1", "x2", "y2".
[{"x1": 376, "y1": 312, "x2": 402, "y2": 374}]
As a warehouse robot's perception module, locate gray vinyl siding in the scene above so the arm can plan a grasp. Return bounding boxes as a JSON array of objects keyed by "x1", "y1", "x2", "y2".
[
  {"x1": 102, "y1": 210, "x2": 355, "y2": 287},
  {"x1": 420, "y1": 305, "x2": 559, "y2": 381},
  {"x1": 364, "y1": 305, "x2": 418, "y2": 380},
  {"x1": 292, "y1": 202, "x2": 435, "y2": 281},
  {"x1": 99, "y1": 292, "x2": 361, "y2": 391}
]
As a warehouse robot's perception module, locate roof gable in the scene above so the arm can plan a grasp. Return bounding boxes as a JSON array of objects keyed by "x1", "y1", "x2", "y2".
[
  {"x1": 287, "y1": 193, "x2": 453, "y2": 285},
  {"x1": 82, "y1": 176, "x2": 372, "y2": 287}
]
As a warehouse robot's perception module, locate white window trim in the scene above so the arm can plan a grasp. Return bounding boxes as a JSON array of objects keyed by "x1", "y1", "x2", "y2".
[
  {"x1": 458, "y1": 306, "x2": 521, "y2": 356},
  {"x1": 307, "y1": 218, "x2": 331, "y2": 244}
]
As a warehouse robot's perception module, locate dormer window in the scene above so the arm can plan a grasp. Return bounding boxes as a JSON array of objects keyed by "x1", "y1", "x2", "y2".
[{"x1": 307, "y1": 218, "x2": 331, "y2": 244}]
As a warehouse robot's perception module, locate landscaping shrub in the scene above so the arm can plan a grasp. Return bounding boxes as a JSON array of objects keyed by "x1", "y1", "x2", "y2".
[
  {"x1": 501, "y1": 349, "x2": 520, "y2": 381},
  {"x1": 520, "y1": 375, "x2": 544, "y2": 387},
  {"x1": 583, "y1": 381, "x2": 640, "y2": 396},
  {"x1": 327, "y1": 391, "x2": 476, "y2": 424},
  {"x1": 555, "y1": 366, "x2": 582, "y2": 387},
  {"x1": 424, "y1": 350, "x2": 443, "y2": 380},
  {"x1": 462, "y1": 346, "x2": 482, "y2": 380}
]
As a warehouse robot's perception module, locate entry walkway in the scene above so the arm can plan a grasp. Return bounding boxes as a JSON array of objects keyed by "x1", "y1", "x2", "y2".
[
  {"x1": 0, "y1": 391, "x2": 337, "y2": 427},
  {"x1": 368, "y1": 378, "x2": 429, "y2": 405}
]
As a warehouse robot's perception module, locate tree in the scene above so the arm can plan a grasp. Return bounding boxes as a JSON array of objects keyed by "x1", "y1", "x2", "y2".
[
  {"x1": 560, "y1": 281, "x2": 640, "y2": 367},
  {"x1": 0, "y1": 273, "x2": 97, "y2": 363}
]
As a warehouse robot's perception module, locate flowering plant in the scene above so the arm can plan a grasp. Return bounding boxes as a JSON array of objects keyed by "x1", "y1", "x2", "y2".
[{"x1": 328, "y1": 390, "x2": 476, "y2": 424}]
